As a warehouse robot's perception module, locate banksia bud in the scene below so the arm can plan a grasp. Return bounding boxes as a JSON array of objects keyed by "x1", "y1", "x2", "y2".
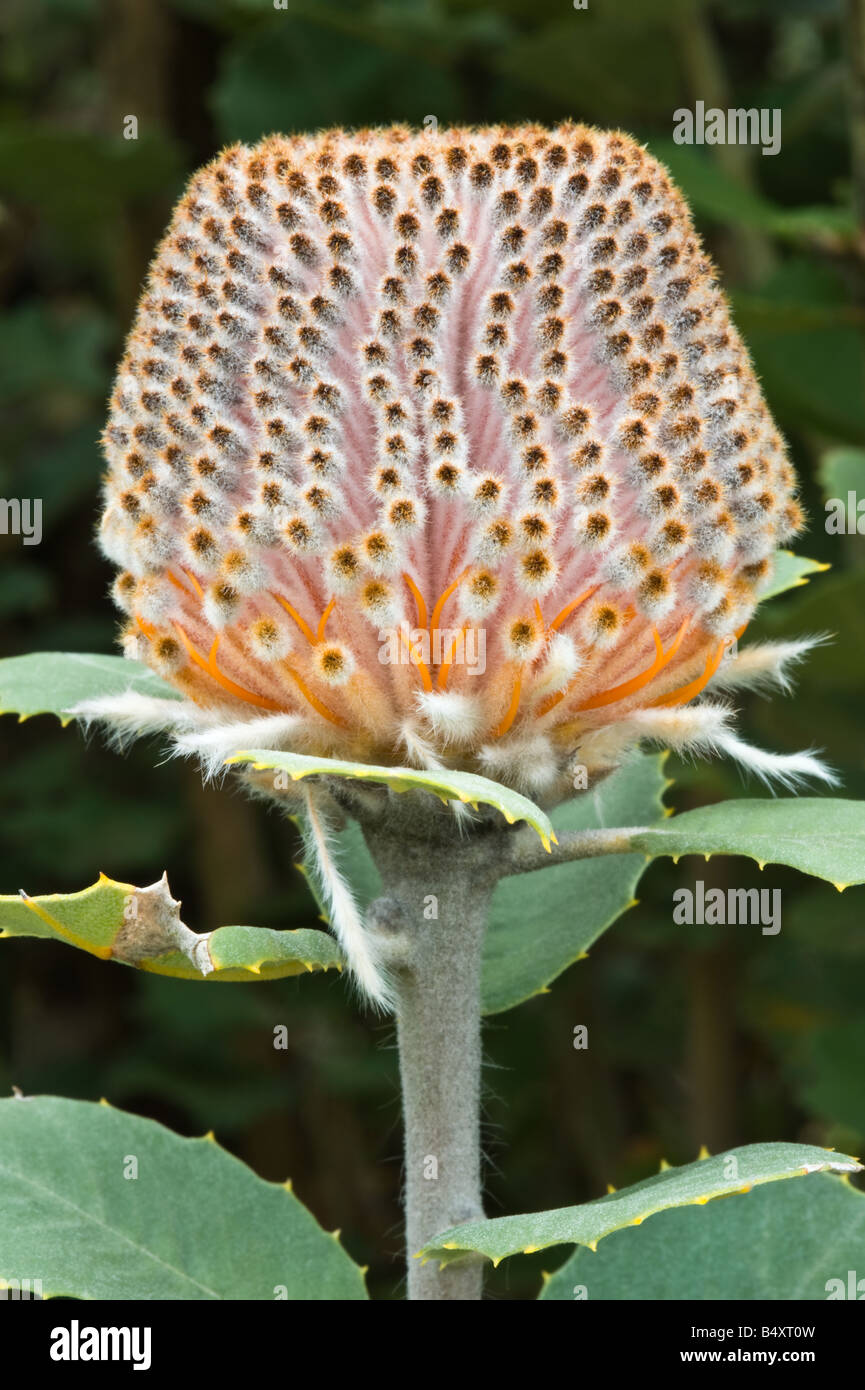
[{"x1": 100, "y1": 124, "x2": 818, "y2": 801}]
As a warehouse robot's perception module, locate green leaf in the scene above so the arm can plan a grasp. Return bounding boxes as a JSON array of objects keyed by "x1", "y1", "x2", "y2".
[
  {"x1": 481, "y1": 753, "x2": 668, "y2": 1015},
  {"x1": 798, "y1": 1022, "x2": 865, "y2": 1137},
  {"x1": 0, "y1": 129, "x2": 182, "y2": 266},
  {"x1": 419, "y1": 1142, "x2": 861, "y2": 1269},
  {"x1": 758, "y1": 550, "x2": 830, "y2": 602},
  {"x1": 0, "y1": 302, "x2": 110, "y2": 403},
  {"x1": 173, "y1": 925, "x2": 342, "y2": 982},
  {"x1": 0, "y1": 875, "x2": 343, "y2": 981},
  {"x1": 225, "y1": 748, "x2": 555, "y2": 847},
  {"x1": 732, "y1": 260, "x2": 865, "y2": 443},
  {"x1": 0, "y1": 1095, "x2": 367, "y2": 1300},
  {"x1": 754, "y1": 571, "x2": 865, "y2": 695},
  {"x1": 651, "y1": 141, "x2": 855, "y2": 245},
  {"x1": 494, "y1": 14, "x2": 679, "y2": 126},
  {"x1": 632, "y1": 799, "x2": 865, "y2": 890},
  {"x1": 540, "y1": 1172, "x2": 865, "y2": 1300},
  {"x1": 0, "y1": 652, "x2": 182, "y2": 725},
  {"x1": 213, "y1": 18, "x2": 462, "y2": 145},
  {"x1": 818, "y1": 447, "x2": 865, "y2": 505}
]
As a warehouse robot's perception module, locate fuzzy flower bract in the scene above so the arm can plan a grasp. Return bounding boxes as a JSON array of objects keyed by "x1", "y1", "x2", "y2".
[{"x1": 94, "y1": 123, "x2": 828, "y2": 802}]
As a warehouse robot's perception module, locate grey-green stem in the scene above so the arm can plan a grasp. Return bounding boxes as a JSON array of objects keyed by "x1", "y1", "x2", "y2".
[
  {"x1": 361, "y1": 813, "x2": 500, "y2": 1300},
  {"x1": 504, "y1": 824, "x2": 647, "y2": 876}
]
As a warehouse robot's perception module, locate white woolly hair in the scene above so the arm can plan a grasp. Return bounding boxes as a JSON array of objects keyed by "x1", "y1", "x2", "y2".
[
  {"x1": 532, "y1": 631, "x2": 582, "y2": 698},
  {"x1": 399, "y1": 720, "x2": 444, "y2": 770},
  {"x1": 707, "y1": 636, "x2": 828, "y2": 696},
  {"x1": 477, "y1": 733, "x2": 559, "y2": 794},
  {"x1": 301, "y1": 788, "x2": 395, "y2": 1013},
  {"x1": 623, "y1": 700, "x2": 836, "y2": 789},
  {"x1": 711, "y1": 730, "x2": 838, "y2": 790},
  {"x1": 170, "y1": 712, "x2": 307, "y2": 781},
  {"x1": 69, "y1": 692, "x2": 206, "y2": 746},
  {"x1": 416, "y1": 689, "x2": 482, "y2": 745},
  {"x1": 398, "y1": 721, "x2": 475, "y2": 829},
  {"x1": 622, "y1": 702, "x2": 734, "y2": 755}
]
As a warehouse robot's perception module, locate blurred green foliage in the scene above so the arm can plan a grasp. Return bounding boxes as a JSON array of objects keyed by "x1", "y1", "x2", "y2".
[{"x1": 0, "y1": 0, "x2": 863, "y2": 1299}]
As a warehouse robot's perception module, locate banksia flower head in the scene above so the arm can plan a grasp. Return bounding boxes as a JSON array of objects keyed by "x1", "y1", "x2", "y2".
[{"x1": 97, "y1": 123, "x2": 830, "y2": 803}]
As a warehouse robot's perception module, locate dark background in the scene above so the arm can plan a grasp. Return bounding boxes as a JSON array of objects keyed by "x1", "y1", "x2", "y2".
[{"x1": 1, "y1": 0, "x2": 864, "y2": 1299}]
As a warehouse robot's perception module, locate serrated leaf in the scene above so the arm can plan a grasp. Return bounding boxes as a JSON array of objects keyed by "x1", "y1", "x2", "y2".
[
  {"x1": 481, "y1": 754, "x2": 667, "y2": 1015},
  {"x1": 0, "y1": 875, "x2": 343, "y2": 981},
  {"x1": 632, "y1": 799, "x2": 865, "y2": 889},
  {"x1": 0, "y1": 652, "x2": 181, "y2": 724},
  {"x1": 419, "y1": 1142, "x2": 861, "y2": 1269},
  {"x1": 758, "y1": 550, "x2": 829, "y2": 602},
  {"x1": 0, "y1": 1095, "x2": 366, "y2": 1300},
  {"x1": 226, "y1": 748, "x2": 555, "y2": 847},
  {"x1": 540, "y1": 1172, "x2": 865, "y2": 1300},
  {"x1": 139, "y1": 923, "x2": 344, "y2": 981}
]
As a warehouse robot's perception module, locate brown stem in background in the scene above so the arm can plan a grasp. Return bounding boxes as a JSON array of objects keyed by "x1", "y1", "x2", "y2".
[
  {"x1": 98, "y1": 0, "x2": 174, "y2": 321},
  {"x1": 685, "y1": 944, "x2": 737, "y2": 1154},
  {"x1": 673, "y1": 0, "x2": 775, "y2": 286},
  {"x1": 186, "y1": 771, "x2": 274, "y2": 928},
  {"x1": 848, "y1": 0, "x2": 865, "y2": 253},
  {"x1": 544, "y1": 981, "x2": 625, "y2": 1195}
]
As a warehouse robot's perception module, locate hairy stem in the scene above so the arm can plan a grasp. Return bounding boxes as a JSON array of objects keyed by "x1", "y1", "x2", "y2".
[
  {"x1": 505, "y1": 824, "x2": 647, "y2": 876},
  {"x1": 362, "y1": 819, "x2": 499, "y2": 1300}
]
